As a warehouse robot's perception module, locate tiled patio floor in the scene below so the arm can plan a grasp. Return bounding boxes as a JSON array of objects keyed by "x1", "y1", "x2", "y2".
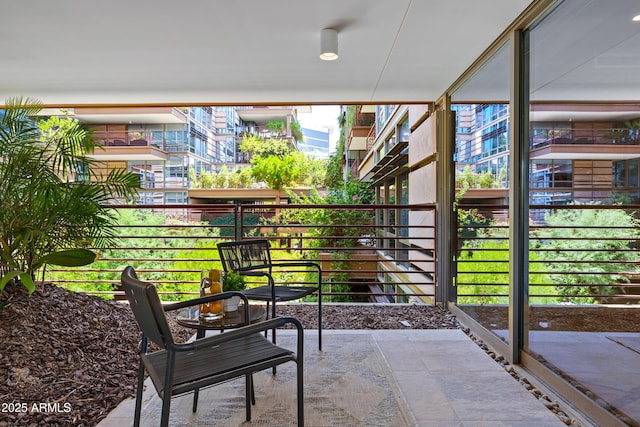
[{"x1": 99, "y1": 329, "x2": 568, "y2": 426}]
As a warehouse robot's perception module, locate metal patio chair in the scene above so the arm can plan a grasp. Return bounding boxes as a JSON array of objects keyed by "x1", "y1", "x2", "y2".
[
  {"x1": 121, "y1": 266, "x2": 304, "y2": 427},
  {"x1": 217, "y1": 238, "x2": 323, "y2": 350}
]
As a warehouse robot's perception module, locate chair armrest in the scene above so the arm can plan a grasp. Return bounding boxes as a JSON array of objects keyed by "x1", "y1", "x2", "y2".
[
  {"x1": 163, "y1": 291, "x2": 248, "y2": 312},
  {"x1": 236, "y1": 270, "x2": 270, "y2": 277},
  {"x1": 271, "y1": 261, "x2": 322, "y2": 285},
  {"x1": 271, "y1": 261, "x2": 321, "y2": 272},
  {"x1": 176, "y1": 316, "x2": 303, "y2": 352}
]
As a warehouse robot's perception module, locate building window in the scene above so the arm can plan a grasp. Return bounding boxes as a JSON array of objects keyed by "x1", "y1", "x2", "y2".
[
  {"x1": 398, "y1": 117, "x2": 410, "y2": 142},
  {"x1": 165, "y1": 192, "x2": 187, "y2": 204}
]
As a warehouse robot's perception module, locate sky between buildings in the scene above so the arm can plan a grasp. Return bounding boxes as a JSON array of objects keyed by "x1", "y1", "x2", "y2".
[{"x1": 297, "y1": 105, "x2": 341, "y2": 150}]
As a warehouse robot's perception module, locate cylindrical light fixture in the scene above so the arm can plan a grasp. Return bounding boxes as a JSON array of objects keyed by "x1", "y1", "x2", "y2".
[{"x1": 320, "y1": 28, "x2": 338, "y2": 61}]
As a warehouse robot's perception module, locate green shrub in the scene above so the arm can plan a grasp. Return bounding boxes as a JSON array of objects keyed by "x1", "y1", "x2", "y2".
[
  {"x1": 534, "y1": 206, "x2": 640, "y2": 303},
  {"x1": 457, "y1": 233, "x2": 556, "y2": 305}
]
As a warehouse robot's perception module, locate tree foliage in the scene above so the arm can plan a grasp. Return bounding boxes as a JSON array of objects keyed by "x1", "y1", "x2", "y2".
[
  {"x1": 265, "y1": 120, "x2": 285, "y2": 135},
  {"x1": 533, "y1": 205, "x2": 640, "y2": 302},
  {"x1": 456, "y1": 165, "x2": 507, "y2": 189},
  {"x1": 326, "y1": 115, "x2": 346, "y2": 188},
  {"x1": 192, "y1": 166, "x2": 255, "y2": 189},
  {"x1": 251, "y1": 154, "x2": 301, "y2": 190},
  {"x1": 284, "y1": 179, "x2": 374, "y2": 248},
  {"x1": 239, "y1": 134, "x2": 292, "y2": 158},
  {"x1": 238, "y1": 134, "x2": 326, "y2": 190},
  {"x1": 324, "y1": 107, "x2": 363, "y2": 187},
  {"x1": 0, "y1": 98, "x2": 139, "y2": 295}
]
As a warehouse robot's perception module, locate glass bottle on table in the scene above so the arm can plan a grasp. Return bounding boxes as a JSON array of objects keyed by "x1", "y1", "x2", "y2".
[{"x1": 200, "y1": 269, "x2": 224, "y2": 320}]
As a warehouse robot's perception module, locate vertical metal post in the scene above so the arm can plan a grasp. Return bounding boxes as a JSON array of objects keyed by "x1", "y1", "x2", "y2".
[
  {"x1": 508, "y1": 29, "x2": 530, "y2": 364},
  {"x1": 436, "y1": 105, "x2": 456, "y2": 305},
  {"x1": 236, "y1": 203, "x2": 242, "y2": 241}
]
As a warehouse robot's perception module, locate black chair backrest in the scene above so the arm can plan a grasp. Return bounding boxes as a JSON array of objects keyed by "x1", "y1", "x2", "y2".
[
  {"x1": 218, "y1": 239, "x2": 272, "y2": 273},
  {"x1": 121, "y1": 266, "x2": 174, "y2": 349}
]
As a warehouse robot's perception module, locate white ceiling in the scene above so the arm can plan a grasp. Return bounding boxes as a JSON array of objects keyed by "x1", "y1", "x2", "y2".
[
  {"x1": 450, "y1": 0, "x2": 640, "y2": 104},
  {"x1": 0, "y1": 0, "x2": 534, "y2": 106}
]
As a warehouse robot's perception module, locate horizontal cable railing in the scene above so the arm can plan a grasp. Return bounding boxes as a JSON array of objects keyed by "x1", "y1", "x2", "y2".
[
  {"x1": 455, "y1": 203, "x2": 640, "y2": 305},
  {"x1": 45, "y1": 203, "x2": 437, "y2": 304}
]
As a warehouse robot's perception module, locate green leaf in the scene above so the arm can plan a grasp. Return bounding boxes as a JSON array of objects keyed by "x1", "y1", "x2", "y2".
[
  {"x1": 0, "y1": 271, "x2": 35, "y2": 294},
  {"x1": 37, "y1": 249, "x2": 97, "y2": 267},
  {"x1": 18, "y1": 273, "x2": 35, "y2": 294},
  {"x1": 0, "y1": 271, "x2": 19, "y2": 292}
]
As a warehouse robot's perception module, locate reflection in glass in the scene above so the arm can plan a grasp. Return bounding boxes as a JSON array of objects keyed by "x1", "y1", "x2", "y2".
[
  {"x1": 451, "y1": 41, "x2": 511, "y2": 342},
  {"x1": 527, "y1": 0, "x2": 640, "y2": 424}
]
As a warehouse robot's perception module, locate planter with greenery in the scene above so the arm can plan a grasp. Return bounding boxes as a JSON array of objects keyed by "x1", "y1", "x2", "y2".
[
  {"x1": 0, "y1": 97, "x2": 139, "y2": 300},
  {"x1": 222, "y1": 271, "x2": 247, "y2": 311}
]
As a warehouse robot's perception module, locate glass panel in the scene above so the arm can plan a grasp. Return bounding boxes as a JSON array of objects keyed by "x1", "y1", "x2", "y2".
[
  {"x1": 451, "y1": 41, "x2": 511, "y2": 341},
  {"x1": 527, "y1": 1, "x2": 640, "y2": 424}
]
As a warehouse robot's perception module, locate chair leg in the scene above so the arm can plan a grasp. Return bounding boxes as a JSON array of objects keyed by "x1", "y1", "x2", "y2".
[
  {"x1": 160, "y1": 396, "x2": 171, "y2": 427},
  {"x1": 271, "y1": 300, "x2": 277, "y2": 345},
  {"x1": 245, "y1": 374, "x2": 252, "y2": 421},
  {"x1": 264, "y1": 301, "x2": 271, "y2": 338},
  {"x1": 160, "y1": 353, "x2": 176, "y2": 427},
  {"x1": 192, "y1": 389, "x2": 199, "y2": 413},
  {"x1": 264, "y1": 301, "x2": 278, "y2": 376},
  {"x1": 297, "y1": 358, "x2": 304, "y2": 426},
  {"x1": 133, "y1": 359, "x2": 145, "y2": 427},
  {"x1": 271, "y1": 301, "x2": 278, "y2": 375},
  {"x1": 251, "y1": 373, "x2": 256, "y2": 405},
  {"x1": 318, "y1": 290, "x2": 322, "y2": 351},
  {"x1": 192, "y1": 329, "x2": 205, "y2": 412}
]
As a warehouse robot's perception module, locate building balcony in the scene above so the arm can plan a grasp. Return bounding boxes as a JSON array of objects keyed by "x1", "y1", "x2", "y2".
[
  {"x1": 87, "y1": 140, "x2": 169, "y2": 161},
  {"x1": 347, "y1": 106, "x2": 375, "y2": 152},
  {"x1": 347, "y1": 124, "x2": 375, "y2": 151},
  {"x1": 531, "y1": 130, "x2": 640, "y2": 160}
]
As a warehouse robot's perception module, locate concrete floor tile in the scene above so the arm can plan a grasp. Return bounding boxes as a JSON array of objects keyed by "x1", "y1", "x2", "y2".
[
  {"x1": 462, "y1": 421, "x2": 565, "y2": 427},
  {"x1": 415, "y1": 342, "x2": 500, "y2": 373},
  {"x1": 407, "y1": 329, "x2": 471, "y2": 342},
  {"x1": 376, "y1": 340, "x2": 429, "y2": 372},
  {"x1": 393, "y1": 372, "x2": 460, "y2": 422},
  {"x1": 417, "y1": 422, "x2": 464, "y2": 427},
  {"x1": 431, "y1": 371, "x2": 562, "y2": 424},
  {"x1": 98, "y1": 330, "x2": 569, "y2": 427}
]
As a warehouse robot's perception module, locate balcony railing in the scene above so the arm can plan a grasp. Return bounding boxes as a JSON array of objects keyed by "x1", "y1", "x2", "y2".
[
  {"x1": 43, "y1": 201, "x2": 640, "y2": 306},
  {"x1": 531, "y1": 127, "x2": 640, "y2": 149},
  {"x1": 91, "y1": 129, "x2": 159, "y2": 147},
  {"x1": 45, "y1": 203, "x2": 437, "y2": 304},
  {"x1": 455, "y1": 203, "x2": 640, "y2": 305},
  {"x1": 91, "y1": 130, "x2": 211, "y2": 153}
]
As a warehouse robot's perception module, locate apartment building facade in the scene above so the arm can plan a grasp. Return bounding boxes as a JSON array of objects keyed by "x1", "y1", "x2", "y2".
[
  {"x1": 452, "y1": 102, "x2": 640, "y2": 207},
  {"x1": 78, "y1": 105, "x2": 306, "y2": 205},
  {"x1": 346, "y1": 97, "x2": 640, "y2": 303}
]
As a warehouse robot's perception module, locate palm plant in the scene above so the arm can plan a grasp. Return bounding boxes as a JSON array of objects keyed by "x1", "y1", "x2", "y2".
[{"x1": 0, "y1": 97, "x2": 139, "y2": 295}]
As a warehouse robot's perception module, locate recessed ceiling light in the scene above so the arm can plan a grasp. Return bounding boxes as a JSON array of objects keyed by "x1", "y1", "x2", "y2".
[{"x1": 633, "y1": 14, "x2": 640, "y2": 22}]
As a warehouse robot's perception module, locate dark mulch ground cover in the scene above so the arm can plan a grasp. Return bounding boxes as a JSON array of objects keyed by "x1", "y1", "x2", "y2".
[{"x1": 0, "y1": 284, "x2": 458, "y2": 426}]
